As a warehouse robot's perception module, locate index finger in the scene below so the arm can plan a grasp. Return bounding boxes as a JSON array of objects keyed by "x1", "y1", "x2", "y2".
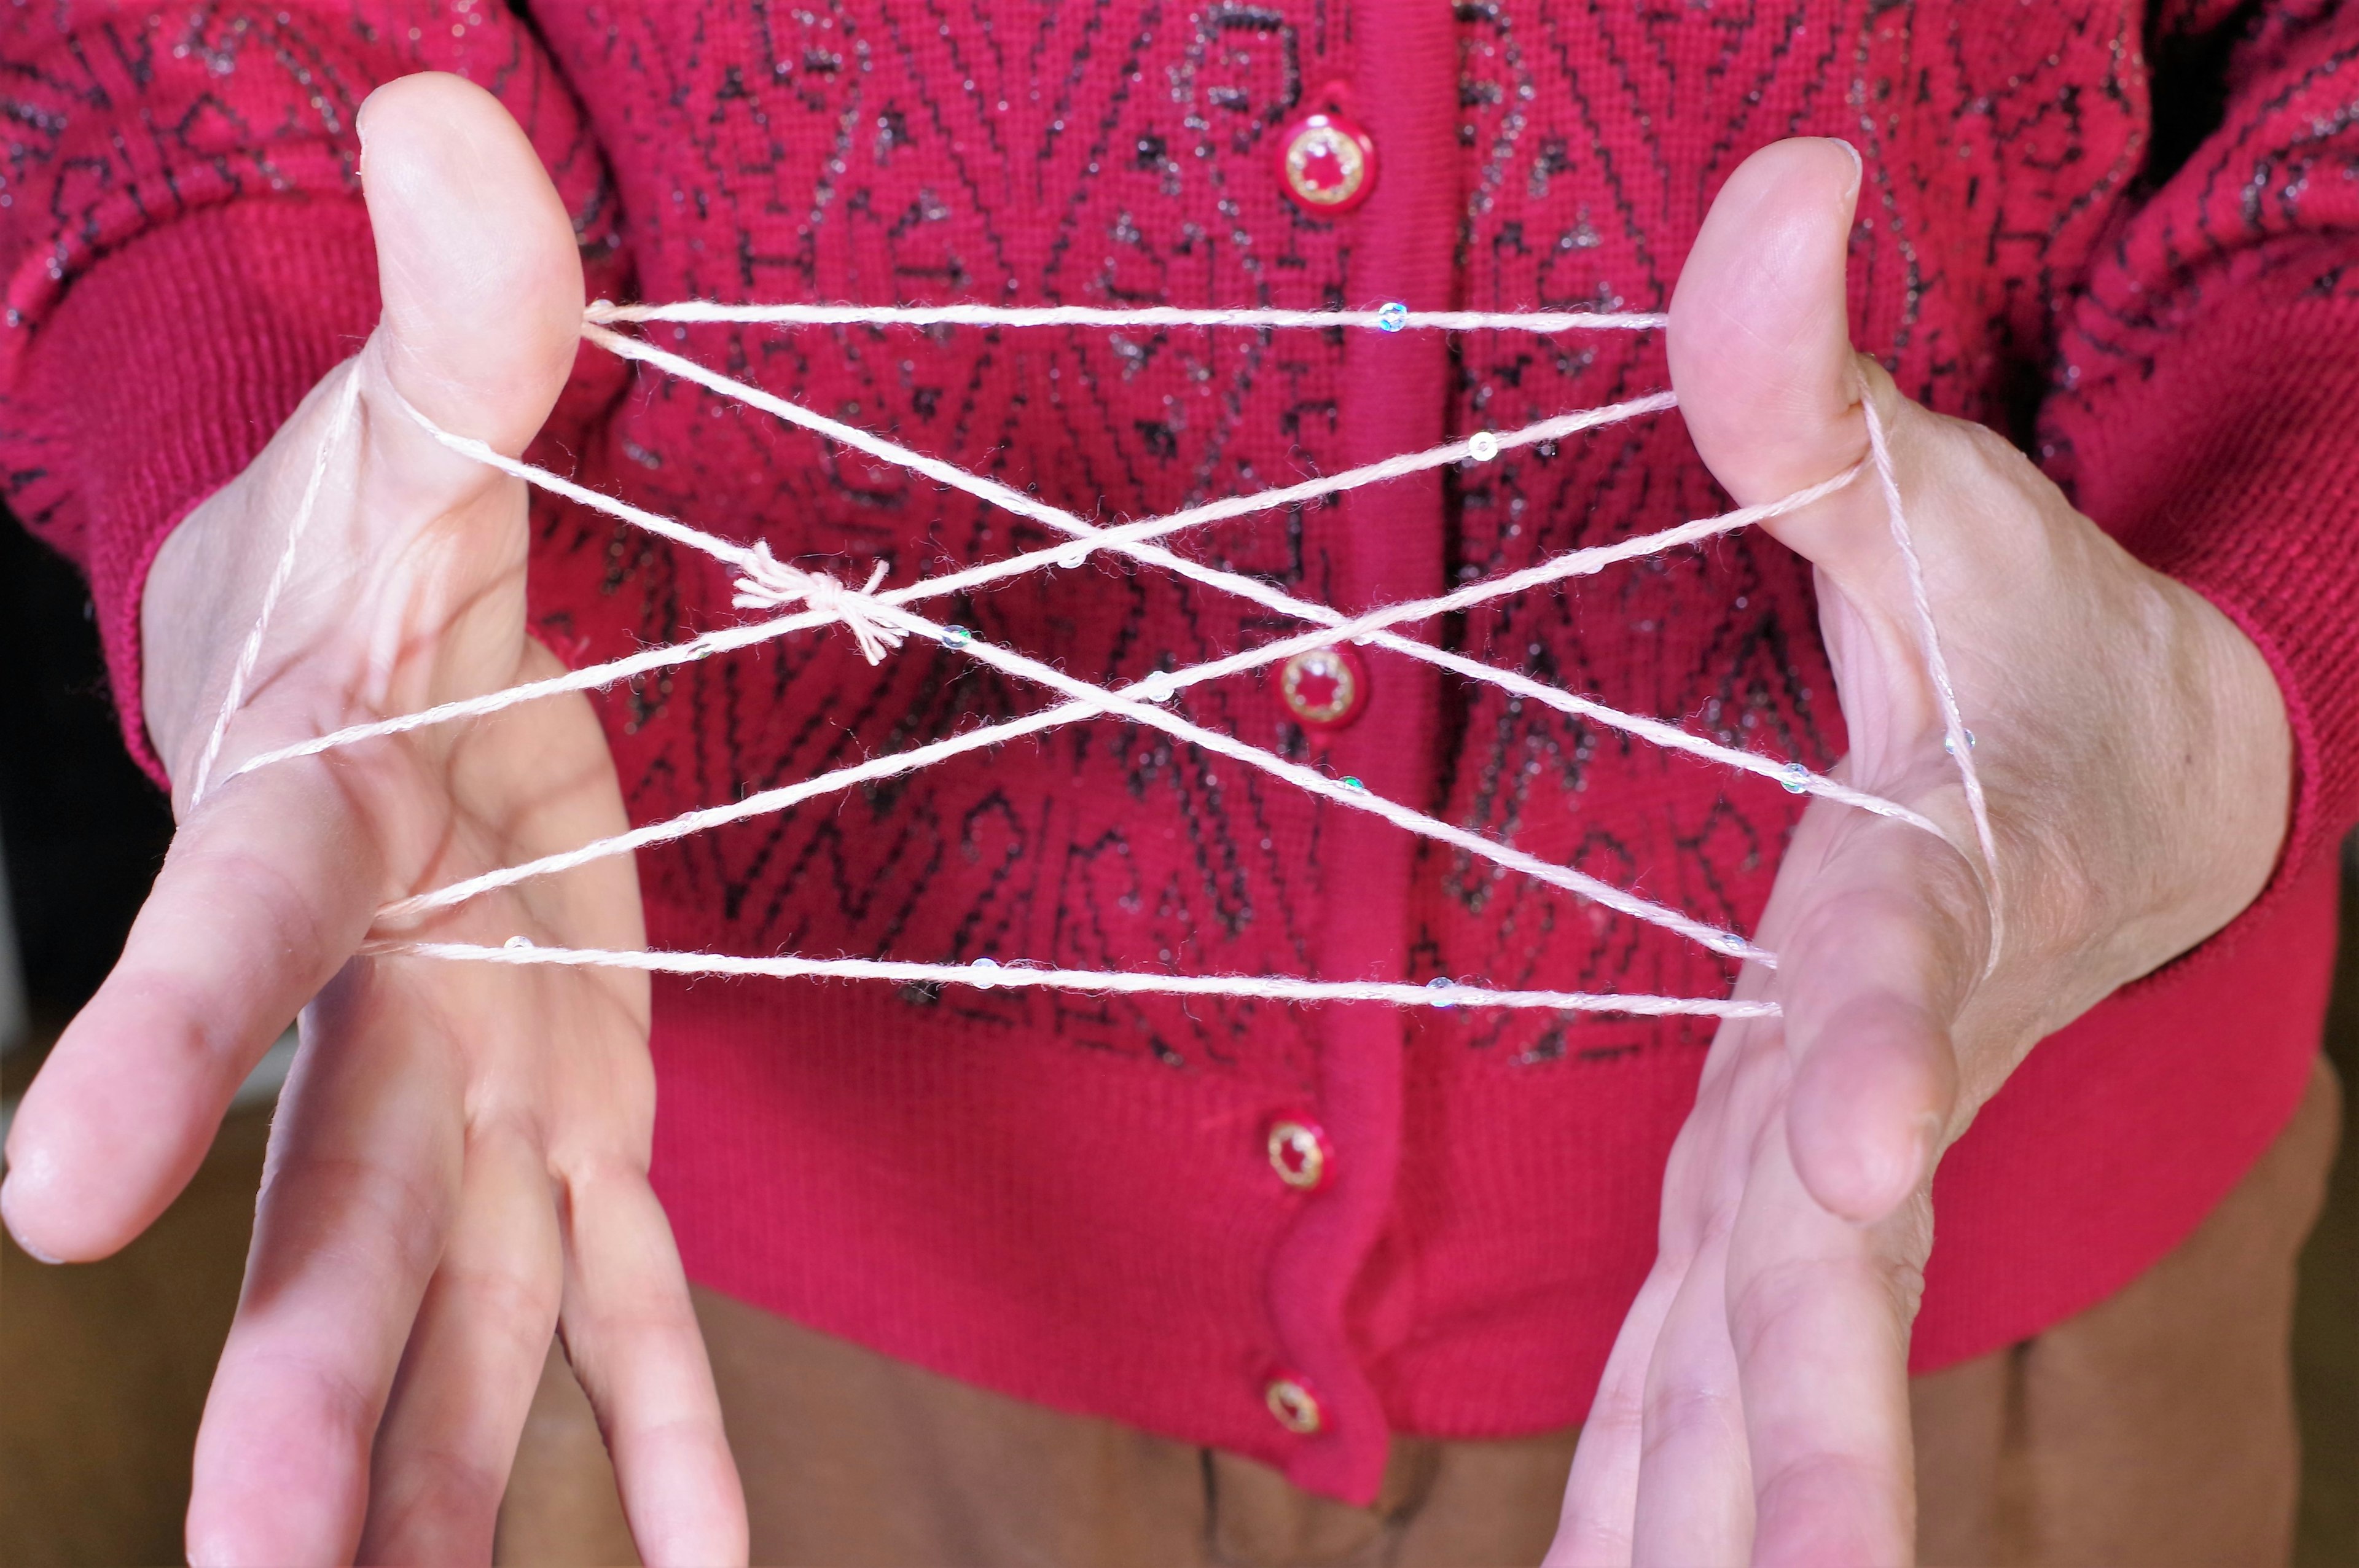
[
  {"x1": 0, "y1": 753, "x2": 385, "y2": 1260},
  {"x1": 1724, "y1": 1125, "x2": 1928, "y2": 1568}
]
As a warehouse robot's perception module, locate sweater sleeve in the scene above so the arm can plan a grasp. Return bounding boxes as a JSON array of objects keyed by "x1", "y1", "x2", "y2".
[
  {"x1": 0, "y1": 3, "x2": 621, "y2": 782},
  {"x1": 2038, "y1": 0, "x2": 2359, "y2": 914}
]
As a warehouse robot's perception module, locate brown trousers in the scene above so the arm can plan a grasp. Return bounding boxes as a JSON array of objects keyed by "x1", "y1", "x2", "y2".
[{"x1": 498, "y1": 1058, "x2": 2340, "y2": 1568}]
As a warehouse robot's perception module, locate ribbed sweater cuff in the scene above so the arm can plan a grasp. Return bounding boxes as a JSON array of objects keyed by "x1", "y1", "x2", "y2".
[
  {"x1": 2062, "y1": 298, "x2": 2359, "y2": 922},
  {"x1": 21, "y1": 198, "x2": 381, "y2": 786}
]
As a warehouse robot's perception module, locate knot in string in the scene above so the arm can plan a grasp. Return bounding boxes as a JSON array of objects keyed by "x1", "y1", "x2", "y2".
[{"x1": 731, "y1": 544, "x2": 904, "y2": 665}]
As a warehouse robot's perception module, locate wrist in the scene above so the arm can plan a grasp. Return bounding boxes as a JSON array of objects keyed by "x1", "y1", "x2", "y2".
[{"x1": 27, "y1": 200, "x2": 378, "y2": 790}]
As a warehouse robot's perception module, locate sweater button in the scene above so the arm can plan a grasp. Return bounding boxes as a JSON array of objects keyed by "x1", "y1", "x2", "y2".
[
  {"x1": 1266, "y1": 1117, "x2": 1334, "y2": 1191},
  {"x1": 1264, "y1": 1371, "x2": 1326, "y2": 1435},
  {"x1": 1277, "y1": 644, "x2": 1368, "y2": 730},
  {"x1": 1275, "y1": 106, "x2": 1375, "y2": 215}
]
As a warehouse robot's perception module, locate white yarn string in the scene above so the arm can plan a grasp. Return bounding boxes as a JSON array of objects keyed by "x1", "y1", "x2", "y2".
[
  {"x1": 1861, "y1": 392, "x2": 2004, "y2": 966},
  {"x1": 222, "y1": 462, "x2": 1932, "y2": 845},
  {"x1": 288, "y1": 364, "x2": 1672, "y2": 789},
  {"x1": 224, "y1": 392, "x2": 1763, "y2": 790},
  {"x1": 194, "y1": 298, "x2": 1957, "y2": 1013},
  {"x1": 585, "y1": 299, "x2": 1669, "y2": 334},
  {"x1": 225, "y1": 607, "x2": 833, "y2": 782},
  {"x1": 383, "y1": 384, "x2": 910, "y2": 666},
  {"x1": 577, "y1": 329, "x2": 1942, "y2": 842},
  {"x1": 584, "y1": 324, "x2": 1672, "y2": 551},
  {"x1": 374, "y1": 367, "x2": 1948, "y2": 961},
  {"x1": 378, "y1": 583, "x2": 1778, "y2": 965},
  {"x1": 837, "y1": 602, "x2": 1788, "y2": 962},
  {"x1": 187, "y1": 367, "x2": 361, "y2": 806},
  {"x1": 230, "y1": 369, "x2": 1931, "y2": 972},
  {"x1": 593, "y1": 327, "x2": 1665, "y2": 644},
  {"x1": 368, "y1": 939, "x2": 1778, "y2": 1019},
  {"x1": 576, "y1": 330, "x2": 1949, "y2": 830}
]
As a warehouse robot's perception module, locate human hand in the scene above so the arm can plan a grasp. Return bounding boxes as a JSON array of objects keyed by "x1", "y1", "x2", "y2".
[
  {"x1": 0, "y1": 74, "x2": 746, "y2": 1566},
  {"x1": 1546, "y1": 139, "x2": 2293, "y2": 1566}
]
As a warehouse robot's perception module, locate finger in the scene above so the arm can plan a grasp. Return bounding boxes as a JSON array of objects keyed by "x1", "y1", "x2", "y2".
[
  {"x1": 1550, "y1": 1258, "x2": 1683, "y2": 1567},
  {"x1": 1668, "y1": 135, "x2": 1961, "y2": 622},
  {"x1": 1673, "y1": 142, "x2": 2015, "y2": 801},
  {"x1": 560, "y1": 1166, "x2": 748, "y2": 1567},
  {"x1": 1630, "y1": 1227, "x2": 1755, "y2": 1566},
  {"x1": 359, "y1": 1116, "x2": 564, "y2": 1564},
  {"x1": 1724, "y1": 1132, "x2": 1926, "y2": 1568},
  {"x1": 1550, "y1": 996, "x2": 1784, "y2": 1568},
  {"x1": 358, "y1": 71, "x2": 584, "y2": 453},
  {"x1": 186, "y1": 958, "x2": 466, "y2": 1567},
  {"x1": 1779, "y1": 816, "x2": 1979, "y2": 1223},
  {"x1": 1670, "y1": 138, "x2": 1864, "y2": 510},
  {"x1": 1619, "y1": 1010, "x2": 1799, "y2": 1568},
  {"x1": 0, "y1": 757, "x2": 383, "y2": 1261}
]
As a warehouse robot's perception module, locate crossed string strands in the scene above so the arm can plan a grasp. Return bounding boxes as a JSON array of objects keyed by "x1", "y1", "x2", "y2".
[{"x1": 195, "y1": 302, "x2": 1998, "y2": 1021}]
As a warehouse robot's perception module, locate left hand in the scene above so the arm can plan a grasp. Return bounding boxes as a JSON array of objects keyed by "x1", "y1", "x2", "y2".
[{"x1": 1546, "y1": 139, "x2": 2293, "y2": 1566}]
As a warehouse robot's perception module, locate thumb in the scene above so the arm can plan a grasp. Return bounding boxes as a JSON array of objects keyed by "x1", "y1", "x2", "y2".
[
  {"x1": 357, "y1": 72, "x2": 582, "y2": 456},
  {"x1": 1669, "y1": 138, "x2": 1868, "y2": 515}
]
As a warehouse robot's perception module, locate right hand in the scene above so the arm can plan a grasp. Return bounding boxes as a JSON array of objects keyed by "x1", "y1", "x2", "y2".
[{"x1": 0, "y1": 73, "x2": 746, "y2": 1566}]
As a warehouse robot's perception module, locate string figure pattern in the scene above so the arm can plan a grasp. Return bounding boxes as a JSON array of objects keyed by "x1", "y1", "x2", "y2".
[{"x1": 195, "y1": 303, "x2": 1998, "y2": 1023}]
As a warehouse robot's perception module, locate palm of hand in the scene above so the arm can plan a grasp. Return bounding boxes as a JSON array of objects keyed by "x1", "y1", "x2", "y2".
[{"x1": 163, "y1": 365, "x2": 670, "y2": 1562}]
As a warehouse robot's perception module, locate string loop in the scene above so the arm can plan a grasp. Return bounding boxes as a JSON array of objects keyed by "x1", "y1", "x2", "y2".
[{"x1": 189, "y1": 300, "x2": 1997, "y2": 1018}]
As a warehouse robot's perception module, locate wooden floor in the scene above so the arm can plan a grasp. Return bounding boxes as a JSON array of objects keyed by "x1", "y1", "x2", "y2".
[
  {"x1": 0, "y1": 1106, "x2": 267, "y2": 1564},
  {"x1": 2296, "y1": 867, "x2": 2359, "y2": 1566},
  {"x1": 6, "y1": 895, "x2": 2357, "y2": 1566}
]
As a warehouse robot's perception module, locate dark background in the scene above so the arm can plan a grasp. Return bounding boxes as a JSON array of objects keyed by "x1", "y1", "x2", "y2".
[
  {"x1": 0, "y1": 520, "x2": 176, "y2": 1025},
  {"x1": 0, "y1": 515, "x2": 2352, "y2": 1563}
]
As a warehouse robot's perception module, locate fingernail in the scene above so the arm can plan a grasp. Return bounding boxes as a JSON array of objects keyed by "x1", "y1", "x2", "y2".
[
  {"x1": 0, "y1": 1179, "x2": 63, "y2": 1265},
  {"x1": 1830, "y1": 138, "x2": 1863, "y2": 200}
]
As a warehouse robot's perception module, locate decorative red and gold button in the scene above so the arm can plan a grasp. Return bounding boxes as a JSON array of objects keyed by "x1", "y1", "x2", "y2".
[
  {"x1": 1266, "y1": 1117, "x2": 1334, "y2": 1192},
  {"x1": 1277, "y1": 644, "x2": 1369, "y2": 730},
  {"x1": 1264, "y1": 1371, "x2": 1327, "y2": 1435},
  {"x1": 1275, "y1": 106, "x2": 1376, "y2": 215}
]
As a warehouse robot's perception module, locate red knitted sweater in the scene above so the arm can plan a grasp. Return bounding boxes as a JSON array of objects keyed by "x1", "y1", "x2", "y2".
[{"x1": 6, "y1": 0, "x2": 2354, "y2": 1505}]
